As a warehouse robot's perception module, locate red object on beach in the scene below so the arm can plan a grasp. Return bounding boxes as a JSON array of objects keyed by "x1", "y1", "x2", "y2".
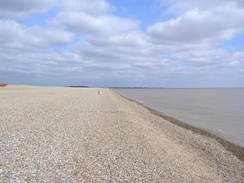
[{"x1": 0, "y1": 83, "x2": 8, "y2": 87}]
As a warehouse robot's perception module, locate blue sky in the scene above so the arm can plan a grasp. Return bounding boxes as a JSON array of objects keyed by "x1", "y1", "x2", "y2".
[
  {"x1": 0, "y1": 0, "x2": 243, "y2": 87},
  {"x1": 220, "y1": 34, "x2": 244, "y2": 51},
  {"x1": 108, "y1": 0, "x2": 163, "y2": 27}
]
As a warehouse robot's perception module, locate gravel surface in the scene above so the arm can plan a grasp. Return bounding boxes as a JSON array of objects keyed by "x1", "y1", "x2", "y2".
[{"x1": 0, "y1": 86, "x2": 243, "y2": 182}]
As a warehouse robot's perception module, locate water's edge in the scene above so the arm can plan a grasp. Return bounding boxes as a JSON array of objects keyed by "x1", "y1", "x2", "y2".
[{"x1": 112, "y1": 89, "x2": 244, "y2": 161}]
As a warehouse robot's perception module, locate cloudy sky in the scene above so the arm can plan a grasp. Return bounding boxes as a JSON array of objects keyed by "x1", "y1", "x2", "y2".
[{"x1": 0, "y1": 0, "x2": 244, "y2": 87}]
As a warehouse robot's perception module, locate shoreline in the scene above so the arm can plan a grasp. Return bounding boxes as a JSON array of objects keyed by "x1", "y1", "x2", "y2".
[
  {"x1": 112, "y1": 89, "x2": 244, "y2": 161},
  {"x1": 1, "y1": 86, "x2": 243, "y2": 182}
]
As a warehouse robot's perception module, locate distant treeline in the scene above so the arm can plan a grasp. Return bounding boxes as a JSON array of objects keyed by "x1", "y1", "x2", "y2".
[
  {"x1": 68, "y1": 86, "x2": 89, "y2": 88},
  {"x1": 67, "y1": 86, "x2": 165, "y2": 89},
  {"x1": 109, "y1": 87, "x2": 164, "y2": 89}
]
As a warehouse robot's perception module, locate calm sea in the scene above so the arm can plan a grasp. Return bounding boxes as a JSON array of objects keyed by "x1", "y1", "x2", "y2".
[{"x1": 116, "y1": 89, "x2": 244, "y2": 147}]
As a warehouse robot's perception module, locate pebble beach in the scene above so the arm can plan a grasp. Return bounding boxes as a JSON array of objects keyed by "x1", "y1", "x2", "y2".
[{"x1": 0, "y1": 86, "x2": 243, "y2": 182}]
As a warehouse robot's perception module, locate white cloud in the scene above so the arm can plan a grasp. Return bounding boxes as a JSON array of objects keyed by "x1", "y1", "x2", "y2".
[
  {"x1": 50, "y1": 12, "x2": 139, "y2": 35},
  {"x1": 173, "y1": 49, "x2": 241, "y2": 67},
  {"x1": 0, "y1": 0, "x2": 55, "y2": 17},
  {"x1": 148, "y1": 3, "x2": 244, "y2": 46},
  {"x1": 60, "y1": 0, "x2": 112, "y2": 15},
  {"x1": 0, "y1": 20, "x2": 74, "y2": 51},
  {"x1": 73, "y1": 31, "x2": 170, "y2": 68},
  {"x1": 0, "y1": 0, "x2": 243, "y2": 87},
  {"x1": 30, "y1": 27, "x2": 74, "y2": 46},
  {"x1": 161, "y1": 0, "x2": 243, "y2": 14}
]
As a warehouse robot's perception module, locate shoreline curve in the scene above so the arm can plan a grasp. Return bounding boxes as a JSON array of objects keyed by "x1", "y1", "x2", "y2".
[{"x1": 112, "y1": 89, "x2": 244, "y2": 161}]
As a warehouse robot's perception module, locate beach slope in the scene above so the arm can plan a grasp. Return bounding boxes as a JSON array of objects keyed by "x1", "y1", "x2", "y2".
[{"x1": 0, "y1": 86, "x2": 243, "y2": 182}]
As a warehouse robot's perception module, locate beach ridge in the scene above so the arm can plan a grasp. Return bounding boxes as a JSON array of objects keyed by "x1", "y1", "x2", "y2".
[
  {"x1": 112, "y1": 89, "x2": 244, "y2": 161},
  {"x1": 0, "y1": 86, "x2": 243, "y2": 182}
]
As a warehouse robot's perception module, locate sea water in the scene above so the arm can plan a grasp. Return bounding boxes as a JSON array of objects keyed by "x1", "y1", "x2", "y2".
[{"x1": 116, "y1": 89, "x2": 244, "y2": 147}]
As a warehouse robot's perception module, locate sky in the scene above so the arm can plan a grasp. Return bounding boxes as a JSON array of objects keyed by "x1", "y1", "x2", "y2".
[{"x1": 0, "y1": 0, "x2": 244, "y2": 87}]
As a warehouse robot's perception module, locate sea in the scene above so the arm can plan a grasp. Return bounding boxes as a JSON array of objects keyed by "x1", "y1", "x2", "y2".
[{"x1": 116, "y1": 88, "x2": 244, "y2": 147}]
